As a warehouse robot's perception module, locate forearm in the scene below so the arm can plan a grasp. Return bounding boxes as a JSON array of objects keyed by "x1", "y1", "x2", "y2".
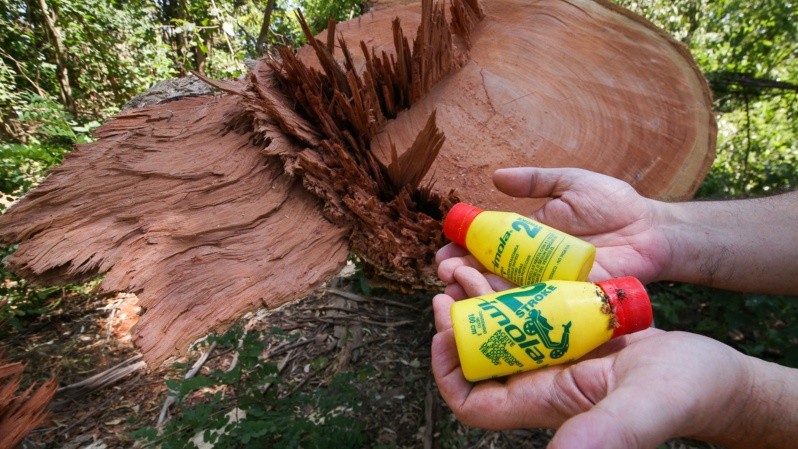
[
  {"x1": 654, "y1": 192, "x2": 798, "y2": 295},
  {"x1": 695, "y1": 356, "x2": 798, "y2": 449}
]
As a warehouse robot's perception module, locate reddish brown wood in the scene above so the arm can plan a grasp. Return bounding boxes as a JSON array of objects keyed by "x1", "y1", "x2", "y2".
[
  {"x1": 318, "y1": 0, "x2": 715, "y2": 212},
  {"x1": 0, "y1": 349, "x2": 56, "y2": 447}
]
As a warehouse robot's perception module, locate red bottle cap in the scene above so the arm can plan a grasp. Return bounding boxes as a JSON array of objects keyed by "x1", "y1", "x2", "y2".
[
  {"x1": 596, "y1": 276, "x2": 653, "y2": 338},
  {"x1": 443, "y1": 203, "x2": 484, "y2": 247}
]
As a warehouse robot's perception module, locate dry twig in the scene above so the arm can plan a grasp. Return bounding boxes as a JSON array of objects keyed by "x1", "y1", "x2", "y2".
[
  {"x1": 51, "y1": 355, "x2": 147, "y2": 410},
  {"x1": 156, "y1": 342, "x2": 217, "y2": 428}
]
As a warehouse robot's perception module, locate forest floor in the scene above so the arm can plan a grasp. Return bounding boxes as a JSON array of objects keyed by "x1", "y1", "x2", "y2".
[{"x1": 5, "y1": 267, "x2": 722, "y2": 449}]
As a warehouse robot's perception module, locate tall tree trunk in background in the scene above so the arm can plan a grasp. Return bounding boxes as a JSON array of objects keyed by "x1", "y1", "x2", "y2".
[
  {"x1": 160, "y1": 0, "x2": 191, "y2": 74},
  {"x1": 256, "y1": 0, "x2": 277, "y2": 55},
  {"x1": 35, "y1": 0, "x2": 77, "y2": 117},
  {"x1": 195, "y1": 34, "x2": 209, "y2": 74}
]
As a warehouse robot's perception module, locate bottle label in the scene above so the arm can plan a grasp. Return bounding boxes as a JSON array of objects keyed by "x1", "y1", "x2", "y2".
[
  {"x1": 473, "y1": 283, "x2": 570, "y2": 368},
  {"x1": 451, "y1": 280, "x2": 613, "y2": 382},
  {"x1": 490, "y1": 217, "x2": 568, "y2": 285}
]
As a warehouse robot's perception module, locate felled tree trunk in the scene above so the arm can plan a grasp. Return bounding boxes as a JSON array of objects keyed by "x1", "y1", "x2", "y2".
[{"x1": 0, "y1": 0, "x2": 715, "y2": 365}]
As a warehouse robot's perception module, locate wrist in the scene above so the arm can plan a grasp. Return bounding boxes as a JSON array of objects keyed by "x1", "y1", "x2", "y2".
[
  {"x1": 648, "y1": 200, "x2": 689, "y2": 283},
  {"x1": 682, "y1": 349, "x2": 756, "y2": 445},
  {"x1": 652, "y1": 200, "x2": 728, "y2": 286}
]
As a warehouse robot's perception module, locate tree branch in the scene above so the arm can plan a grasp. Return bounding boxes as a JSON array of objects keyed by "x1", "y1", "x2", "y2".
[
  {"x1": 710, "y1": 72, "x2": 798, "y2": 93},
  {"x1": 0, "y1": 48, "x2": 46, "y2": 96}
]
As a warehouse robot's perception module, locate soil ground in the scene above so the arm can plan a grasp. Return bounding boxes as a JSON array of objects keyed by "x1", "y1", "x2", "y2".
[{"x1": 4, "y1": 269, "x2": 723, "y2": 449}]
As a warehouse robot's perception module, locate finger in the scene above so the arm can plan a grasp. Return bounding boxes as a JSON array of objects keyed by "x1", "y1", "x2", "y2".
[
  {"x1": 450, "y1": 366, "x2": 581, "y2": 430},
  {"x1": 443, "y1": 282, "x2": 468, "y2": 300},
  {"x1": 493, "y1": 167, "x2": 588, "y2": 199},
  {"x1": 431, "y1": 329, "x2": 474, "y2": 412},
  {"x1": 585, "y1": 262, "x2": 610, "y2": 283},
  {"x1": 451, "y1": 266, "x2": 496, "y2": 297},
  {"x1": 432, "y1": 294, "x2": 454, "y2": 332},
  {"x1": 443, "y1": 273, "x2": 512, "y2": 301},
  {"x1": 547, "y1": 384, "x2": 679, "y2": 449},
  {"x1": 485, "y1": 273, "x2": 516, "y2": 292},
  {"x1": 436, "y1": 242, "x2": 470, "y2": 264},
  {"x1": 431, "y1": 330, "x2": 546, "y2": 431},
  {"x1": 437, "y1": 255, "x2": 484, "y2": 284},
  {"x1": 580, "y1": 327, "x2": 663, "y2": 360}
]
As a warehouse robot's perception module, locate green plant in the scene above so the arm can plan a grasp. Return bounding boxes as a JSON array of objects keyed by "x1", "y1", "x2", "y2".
[
  {"x1": 301, "y1": 0, "x2": 365, "y2": 36},
  {"x1": 0, "y1": 245, "x2": 101, "y2": 335},
  {"x1": 0, "y1": 91, "x2": 102, "y2": 206},
  {"x1": 133, "y1": 326, "x2": 371, "y2": 448},
  {"x1": 649, "y1": 282, "x2": 798, "y2": 368}
]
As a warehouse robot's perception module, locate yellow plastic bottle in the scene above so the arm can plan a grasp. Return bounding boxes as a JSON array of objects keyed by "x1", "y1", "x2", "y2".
[
  {"x1": 450, "y1": 276, "x2": 652, "y2": 382},
  {"x1": 443, "y1": 203, "x2": 595, "y2": 285}
]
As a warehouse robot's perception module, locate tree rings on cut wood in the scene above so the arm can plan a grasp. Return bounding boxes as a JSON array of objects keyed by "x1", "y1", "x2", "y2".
[{"x1": 320, "y1": 0, "x2": 716, "y2": 213}]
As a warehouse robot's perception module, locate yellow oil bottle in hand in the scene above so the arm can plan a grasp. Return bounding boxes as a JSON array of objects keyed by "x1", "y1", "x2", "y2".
[
  {"x1": 450, "y1": 276, "x2": 652, "y2": 382},
  {"x1": 443, "y1": 203, "x2": 595, "y2": 285}
]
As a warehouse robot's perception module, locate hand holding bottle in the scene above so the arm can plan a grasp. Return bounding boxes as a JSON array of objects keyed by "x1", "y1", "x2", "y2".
[
  {"x1": 431, "y1": 266, "x2": 798, "y2": 449},
  {"x1": 440, "y1": 166, "x2": 798, "y2": 295},
  {"x1": 433, "y1": 166, "x2": 798, "y2": 448},
  {"x1": 438, "y1": 167, "x2": 672, "y2": 292}
]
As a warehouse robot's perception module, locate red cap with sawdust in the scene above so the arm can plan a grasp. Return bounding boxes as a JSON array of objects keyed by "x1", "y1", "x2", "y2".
[
  {"x1": 596, "y1": 276, "x2": 653, "y2": 338},
  {"x1": 443, "y1": 203, "x2": 484, "y2": 247}
]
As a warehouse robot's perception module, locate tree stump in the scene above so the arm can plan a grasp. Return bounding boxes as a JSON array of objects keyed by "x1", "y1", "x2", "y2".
[{"x1": 0, "y1": 0, "x2": 715, "y2": 365}]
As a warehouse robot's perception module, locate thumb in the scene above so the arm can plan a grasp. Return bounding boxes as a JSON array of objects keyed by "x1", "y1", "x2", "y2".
[
  {"x1": 547, "y1": 385, "x2": 680, "y2": 449},
  {"x1": 492, "y1": 167, "x2": 587, "y2": 199}
]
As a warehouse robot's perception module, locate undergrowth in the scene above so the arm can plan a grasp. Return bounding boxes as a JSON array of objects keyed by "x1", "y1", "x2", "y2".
[
  {"x1": 132, "y1": 326, "x2": 371, "y2": 449},
  {"x1": 650, "y1": 282, "x2": 798, "y2": 367}
]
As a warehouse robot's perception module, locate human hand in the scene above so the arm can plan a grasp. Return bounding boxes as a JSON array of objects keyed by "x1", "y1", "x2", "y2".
[
  {"x1": 431, "y1": 266, "x2": 765, "y2": 449},
  {"x1": 438, "y1": 167, "x2": 673, "y2": 292}
]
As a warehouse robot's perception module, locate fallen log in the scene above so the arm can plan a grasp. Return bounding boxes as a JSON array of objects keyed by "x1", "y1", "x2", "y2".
[{"x1": 0, "y1": 0, "x2": 715, "y2": 365}]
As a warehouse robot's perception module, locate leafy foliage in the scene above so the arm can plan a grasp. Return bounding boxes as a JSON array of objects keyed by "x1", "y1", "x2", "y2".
[
  {"x1": 650, "y1": 282, "x2": 798, "y2": 367},
  {"x1": 0, "y1": 0, "x2": 367, "y2": 144},
  {"x1": 0, "y1": 0, "x2": 175, "y2": 123},
  {"x1": 0, "y1": 93, "x2": 98, "y2": 210},
  {"x1": 615, "y1": 0, "x2": 798, "y2": 197},
  {"x1": 0, "y1": 246, "x2": 60, "y2": 333},
  {"x1": 300, "y1": 0, "x2": 365, "y2": 37},
  {"x1": 133, "y1": 327, "x2": 370, "y2": 448}
]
